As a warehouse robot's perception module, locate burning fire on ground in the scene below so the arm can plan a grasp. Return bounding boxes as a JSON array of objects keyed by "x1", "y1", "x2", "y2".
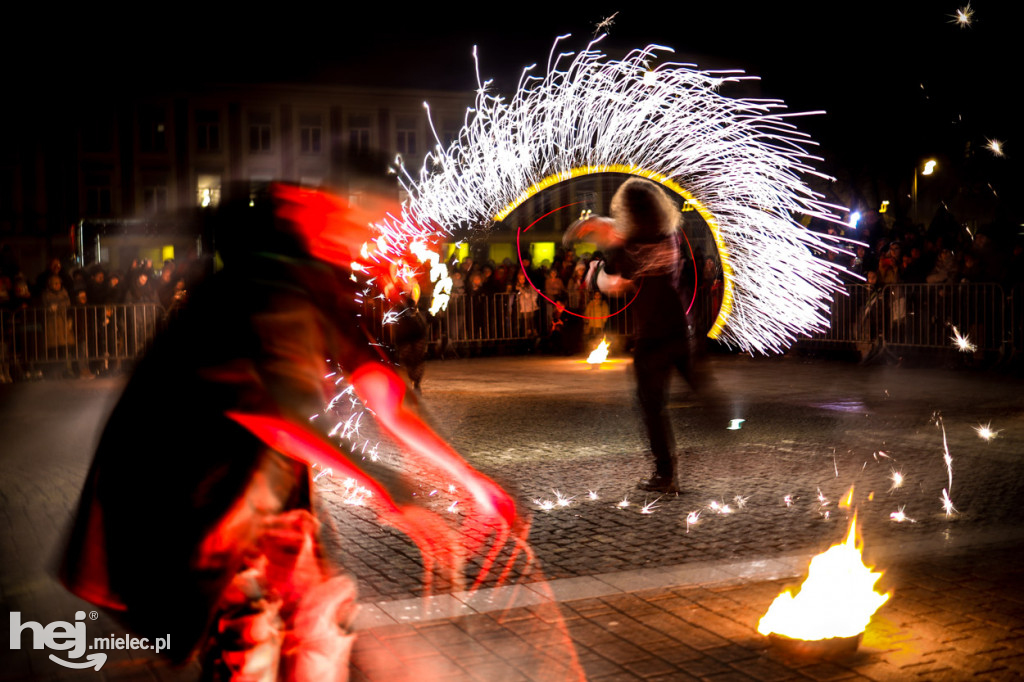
[
  {"x1": 587, "y1": 337, "x2": 610, "y2": 365},
  {"x1": 757, "y1": 509, "x2": 889, "y2": 647}
]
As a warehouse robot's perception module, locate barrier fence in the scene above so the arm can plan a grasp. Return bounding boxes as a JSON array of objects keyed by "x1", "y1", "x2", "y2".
[
  {"x1": 2, "y1": 284, "x2": 1020, "y2": 379},
  {"x1": 801, "y1": 283, "x2": 1012, "y2": 354},
  {"x1": 1, "y1": 304, "x2": 164, "y2": 378}
]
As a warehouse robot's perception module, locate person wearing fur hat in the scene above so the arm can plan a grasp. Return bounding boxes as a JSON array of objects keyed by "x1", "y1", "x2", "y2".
[{"x1": 564, "y1": 177, "x2": 697, "y2": 494}]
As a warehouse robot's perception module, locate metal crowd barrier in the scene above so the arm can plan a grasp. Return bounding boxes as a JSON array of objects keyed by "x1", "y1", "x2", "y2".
[
  {"x1": 3, "y1": 284, "x2": 1017, "y2": 380},
  {"x1": 800, "y1": 282, "x2": 1010, "y2": 354},
  {"x1": 0, "y1": 303, "x2": 165, "y2": 377},
  {"x1": 422, "y1": 291, "x2": 638, "y2": 346}
]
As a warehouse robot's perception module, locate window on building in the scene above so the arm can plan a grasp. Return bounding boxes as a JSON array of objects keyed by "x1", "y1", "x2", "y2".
[
  {"x1": 348, "y1": 114, "x2": 371, "y2": 154},
  {"x1": 442, "y1": 119, "x2": 460, "y2": 148},
  {"x1": 143, "y1": 185, "x2": 168, "y2": 214},
  {"x1": 299, "y1": 112, "x2": 323, "y2": 154},
  {"x1": 196, "y1": 110, "x2": 221, "y2": 152},
  {"x1": 85, "y1": 174, "x2": 113, "y2": 216},
  {"x1": 396, "y1": 115, "x2": 417, "y2": 155},
  {"x1": 139, "y1": 106, "x2": 167, "y2": 154},
  {"x1": 248, "y1": 111, "x2": 272, "y2": 153}
]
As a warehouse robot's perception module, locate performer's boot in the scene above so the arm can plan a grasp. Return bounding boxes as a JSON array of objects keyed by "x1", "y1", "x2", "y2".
[{"x1": 638, "y1": 453, "x2": 679, "y2": 494}]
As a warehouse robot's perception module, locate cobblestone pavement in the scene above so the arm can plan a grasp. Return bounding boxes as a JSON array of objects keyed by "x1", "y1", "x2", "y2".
[{"x1": 2, "y1": 354, "x2": 1023, "y2": 680}]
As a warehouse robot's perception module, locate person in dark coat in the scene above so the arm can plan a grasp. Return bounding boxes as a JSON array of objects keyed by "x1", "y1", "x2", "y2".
[
  {"x1": 563, "y1": 177, "x2": 699, "y2": 494},
  {"x1": 61, "y1": 184, "x2": 516, "y2": 679}
]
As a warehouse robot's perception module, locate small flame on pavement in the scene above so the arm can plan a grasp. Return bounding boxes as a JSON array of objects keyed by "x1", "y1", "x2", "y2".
[
  {"x1": 587, "y1": 337, "x2": 610, "y2": 365},
  {"x1": 758, "y1": 511, "x2": 890, "y2": 641}
]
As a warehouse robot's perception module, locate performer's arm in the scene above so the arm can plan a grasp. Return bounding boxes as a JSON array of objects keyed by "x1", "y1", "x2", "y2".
[
  {"x1": 563, "y1": 216, "x2": 622, "y2": 249},
  {"x1": 348, "y1": 361, "x2": 515, "y2": 527}
]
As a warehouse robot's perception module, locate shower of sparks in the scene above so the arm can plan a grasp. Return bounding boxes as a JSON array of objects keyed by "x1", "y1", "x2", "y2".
[
  {"x1": 974, "y1": 422, "x2": 1000, "y2": 441},
  {"x1": 873, "y1": 450, "x2": 891, "y2": 461},
  {"x1": 832, "y1": 451, "x2": 839, "y2": 477},
  {"x1": 934, "y1": 413, "x2": 956, "y2": 515},
  {"x1": 733, "y1": 495, "x2": 750, "y2": 509},
  {"x1": 339, "y1": 478, "x2": 374, "y2": 506},
  {"x1": 588, "y1": 489, "x2": 599, "y2": 501},
  {"x1": 534, "y1": 498, "x2": 556, "y2": 511},
  {"x1": 685, "y1": 510, "x2": 701, "y2": 532},
  {"x1": 941, "y1": 489, "x2": 957, "y2": 517},
  {"x1": 640, "y1": 497, "x2": 662, "y2": 514},
  {"x1": 313, "y1": 467, "x2": 333, "y2": 483},
  {"x1": 890, "y1": 506, "x2": 915, "y2": 523},
  {"x1": 708, "y1": 500, "x2": 733, "y2": 514},
  {"x1": 784, "y1": 494, "x2": 794, "y2": 507},
  {"x1": 447, "y1": 500, "x2": 460, "y2": 513},
  {"x1": 378, "y1": 37, "x2": 851, "y2": 355},
  {"x1": 593, "y1": 11, "x2": 619, "y2": 36},
  {"x1": 554, "y1": 489, "x2": 575, "y2": 507},
  {"x1": 952, "y1": 3, "x2": 974, "y2": 27},
  {"x1": 888, "y1": 468, "x2": 904, "y2": 493},
  {"x1": 950, "y1": 325, "x2": 977, "y2": 352},
  {"x1": 816, "y1": 488, "x2": 830, "y2": 507},
  {"x1": 617, "y1": 495, "x2": 631, "y2": 508},
  {"x1": 986, "y1": 139, "x2": 1005, "y2": 157}
]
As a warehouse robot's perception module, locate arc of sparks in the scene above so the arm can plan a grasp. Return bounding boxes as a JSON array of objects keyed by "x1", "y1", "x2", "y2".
[{"x1": 376, "y1": 36, "x2": 851, "y2": 354}]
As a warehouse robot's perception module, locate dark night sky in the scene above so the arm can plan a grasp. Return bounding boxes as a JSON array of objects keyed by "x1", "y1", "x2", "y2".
[{"x1": 16, "y1": 2, "x2": 1021, "y2": 217}]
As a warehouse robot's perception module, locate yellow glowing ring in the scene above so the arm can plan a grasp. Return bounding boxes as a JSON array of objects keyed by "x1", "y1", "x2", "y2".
[{"x1": 495, "y1": 165, "x2": 734, "y2": 340}]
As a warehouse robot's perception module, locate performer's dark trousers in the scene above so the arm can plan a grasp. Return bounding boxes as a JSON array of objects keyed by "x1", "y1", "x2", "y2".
[{"x1": 633, "y1": 336, "x2": 693, "y2": 479}]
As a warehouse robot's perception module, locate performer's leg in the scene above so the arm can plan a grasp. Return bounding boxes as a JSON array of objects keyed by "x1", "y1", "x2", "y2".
[{"x1": 634, "y1": 339, "x2": 677, "y2": 490}]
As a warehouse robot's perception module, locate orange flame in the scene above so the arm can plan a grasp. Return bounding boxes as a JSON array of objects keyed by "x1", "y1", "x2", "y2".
[
  {"x1": 757, "y1": 512, "x2": 889, "y2": 641},
  {"x1": 587, "y1": 337, "x2": 610, "y2": 365}
]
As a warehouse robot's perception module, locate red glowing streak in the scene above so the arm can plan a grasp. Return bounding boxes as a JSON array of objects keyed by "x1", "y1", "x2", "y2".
[
  {"x1": 517, "y1": 201, "x2": 699, "y2": 317},
  {"x1": 517, "y1": 203, "x2": 640, "y2": 320}
]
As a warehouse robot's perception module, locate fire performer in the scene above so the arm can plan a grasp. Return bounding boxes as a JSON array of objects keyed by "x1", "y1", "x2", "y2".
[
  {"x1": 61, "y1": 184, "x2": 516, "y2": 681},
  {"x1": 564, "y1": 177, "x2": 701, "y2": 494}
]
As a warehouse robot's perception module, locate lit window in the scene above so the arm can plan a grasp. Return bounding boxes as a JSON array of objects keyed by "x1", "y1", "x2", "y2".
[{"x1": 196, "y1": 174, "x2": 221, "y2": 208}]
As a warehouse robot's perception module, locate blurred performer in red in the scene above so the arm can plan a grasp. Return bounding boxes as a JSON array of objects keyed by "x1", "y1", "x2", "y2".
[{"x1": 61, "y1": 184, "x2": 516, "y2": 681}]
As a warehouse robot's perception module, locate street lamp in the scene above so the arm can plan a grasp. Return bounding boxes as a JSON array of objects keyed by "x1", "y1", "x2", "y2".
[{"x1": 912, "y1": 159, "x2": 937, "y2": 224}]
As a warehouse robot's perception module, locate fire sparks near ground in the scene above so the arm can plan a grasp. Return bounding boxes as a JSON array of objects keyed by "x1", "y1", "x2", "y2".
[
  {"x1": 933, "y1": 413, "x2": 956, "y2": 516},
  {"x1": 890, "y1": 506, "x2": 915, "y2": 523},
  {"x1": 888, "y1": 468, "x2": 904, "y2": 493},
  {"x1": 758, "y1": 514, "x2": 889, "y2": 641},
  {"x1": 587, "y1": 337, "x2": 610, "y2": 365}
]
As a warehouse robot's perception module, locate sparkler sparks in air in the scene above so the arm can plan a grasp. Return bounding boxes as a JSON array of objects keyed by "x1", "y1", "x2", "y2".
[
  {"x1": 950, "y1": 325, "x2": 977, "y2": 352},
  {"x1": 986, "y1": 139, "x2": 1005, "y2": 157},
  {"x1": 377, "y1": 36, "x2": 851, "y2": 354},
  {"x1": 974, "y1": 422, "x2": 1000, "y2": 441},
  {"x1": 952, "y1": 3, "x2": 974, "y2": 28}
]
